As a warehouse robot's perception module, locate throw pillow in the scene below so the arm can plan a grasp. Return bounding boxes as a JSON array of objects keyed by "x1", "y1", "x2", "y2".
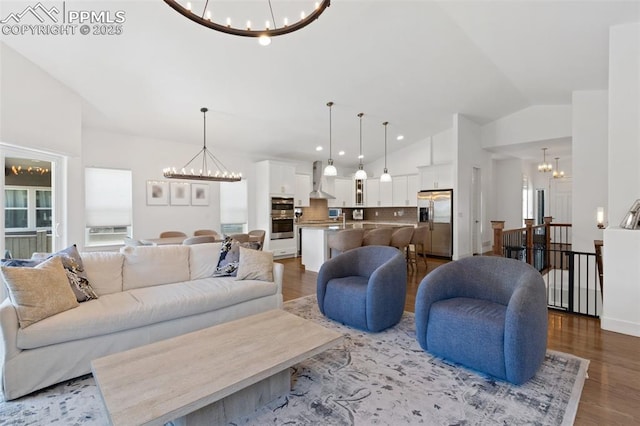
[
  {"x1": 1, "y1": 258, "x2": 42, "y2": 268},
  {"x1": 1, "y1": 256, "x2": 79, "y2": 328},
  {"x1": 213, "y1": 237, "x2": 241, "y2": 277},
  {"x1": 48, "y1": 245, "x2": 99, "y2": 302},
  {"x1": 235, "y1": 246, "x2": 274, "y2": 282}
]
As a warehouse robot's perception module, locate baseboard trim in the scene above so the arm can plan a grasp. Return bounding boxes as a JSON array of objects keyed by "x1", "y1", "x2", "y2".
[{"x1": 600, "y1": 316, "x2": 640, "y2": 337}]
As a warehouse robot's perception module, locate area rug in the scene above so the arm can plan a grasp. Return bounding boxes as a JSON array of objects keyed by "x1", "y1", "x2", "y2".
[{"x1": 0, "y1": 295, "x2": 589, "y2": 425}]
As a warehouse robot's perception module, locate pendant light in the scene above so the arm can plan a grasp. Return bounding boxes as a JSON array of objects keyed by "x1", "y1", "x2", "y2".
[
  {"x1": 537, "y1": 147, "x2": 553, "y2": 173},
  {"x1": 552, "y1": 157, "x2": 565, "y2": 179},
  {"x1": 354, "y1": 112, "x2": 368, "y2": 180},
  {"x1": 323, "y1": 101, "x2": 337, "y2": 176},
  {"x1": 380, "y1": 121, "x2": 392, "y2": 182}
]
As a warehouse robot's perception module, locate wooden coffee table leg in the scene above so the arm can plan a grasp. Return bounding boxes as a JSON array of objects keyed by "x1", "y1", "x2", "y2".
[{"x1": 182, "y1": 369, "x2": 291, "y2": 426}]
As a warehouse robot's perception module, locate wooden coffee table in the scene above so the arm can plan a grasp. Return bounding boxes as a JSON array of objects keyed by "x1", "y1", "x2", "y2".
[{"x1": 91, "y1": 309, "x2": 343, "y2": 426}]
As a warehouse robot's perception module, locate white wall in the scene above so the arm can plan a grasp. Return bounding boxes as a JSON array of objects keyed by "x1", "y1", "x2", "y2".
[
  {"x1": 0, "y1": 42, "x2": 84, "y2": 248},
  {"x1": 481, "y1": 105, "x2": 572, "y2": 148},
  {"x1": 454, "y1": 114, "x2": 492, "y2": 259},
  {"x1": 572, "y1": 91, "x2": 608, "y2": 252},
  {"x1": 363, "y1": 127, "x2": 452, "y2": 178},
  {"x1": 82, "y1": 129, "x2": 261, "y2": 244},
  {"x1": 493, "y1": 158, "x2": 525, "y2": 230},
  {"x1": 602, "y1": 23, "x2": 640, "y2": 337}
]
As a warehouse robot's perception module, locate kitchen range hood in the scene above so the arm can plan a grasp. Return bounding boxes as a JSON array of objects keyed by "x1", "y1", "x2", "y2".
[{"x1": 309, "y1": 161, "x2": 335, "y2": 200}]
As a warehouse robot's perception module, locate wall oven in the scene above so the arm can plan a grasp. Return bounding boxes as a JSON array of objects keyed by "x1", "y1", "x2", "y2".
[{"x1": 271, "y1": 197, "x2": 294, "y2": 240}]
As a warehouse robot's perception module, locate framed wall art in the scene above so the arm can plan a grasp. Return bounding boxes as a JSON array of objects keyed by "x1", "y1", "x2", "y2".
[
  {"x1": 146, "y1": 180, "x2": 169, "y2": 205},
  {"x1": 170, "y1": 182, "x2": 191, "y2": 206},
  {"x1": 191, "y1": 183, "x2": 210, "y2": 206}
]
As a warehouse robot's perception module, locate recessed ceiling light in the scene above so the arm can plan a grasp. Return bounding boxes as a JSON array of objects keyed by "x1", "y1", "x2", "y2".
[
  {"x1": 316, "y1": 146, "x2": 323, "y2": 151},
  {"x1": 358, "y1": 154, "x2": 364, "y2": 159},
  {"x1": 338, "y1": 150, "x2": 345, "y2": 156},
  {"x1": 396, "y1": 135, "x2": 404, "y2": 141}
]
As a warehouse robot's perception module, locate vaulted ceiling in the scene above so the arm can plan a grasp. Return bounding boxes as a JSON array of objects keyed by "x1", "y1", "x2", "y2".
[{"x1": 2, "y1": 0, "x2": 639, "y2": 167}]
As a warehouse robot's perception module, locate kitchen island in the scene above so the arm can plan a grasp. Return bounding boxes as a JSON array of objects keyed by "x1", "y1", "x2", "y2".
[{"x1": 299, "y1": 221, "x2": 415, "y2": 273}]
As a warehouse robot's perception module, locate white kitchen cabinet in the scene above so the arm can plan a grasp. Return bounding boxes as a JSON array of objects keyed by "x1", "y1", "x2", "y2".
[
  {"x1": 366, "y1": 178, "x2": 393, "y2": 207},
  {"x1": 392, "y1": 174, "x2": 419, "y2": 206},
  {"x1": 419, "y1": 164, "x2": 453, "y2": 190},
  {"x1": 328, "y1": 177, "x2": 353, "y2": 208},
  {"x1": 268, "y1": 162, "x2": 296, "y2": 195},
  {"x1": 365, "y1": 178, "x2": 380, "y2": 207},
  {"x1": 379, "y1": 180, "x2": 392, "y2": 207},
  {"x1": 294, "y1": 173, "x2": 311, "y2": 207}
]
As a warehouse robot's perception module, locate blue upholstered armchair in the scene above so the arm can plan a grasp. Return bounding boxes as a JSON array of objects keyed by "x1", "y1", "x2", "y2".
[
  {"x1": 317, "y1": 246, "x2": 407, "y2": 332},
  {"x1": 415, "y1": 256, "x2": 548, "y2": 384}
]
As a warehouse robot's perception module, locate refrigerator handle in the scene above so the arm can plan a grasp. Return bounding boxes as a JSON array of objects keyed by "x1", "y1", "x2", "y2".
[{"x1": 429, "y1": 200, "x2": 434, "y2": 230}]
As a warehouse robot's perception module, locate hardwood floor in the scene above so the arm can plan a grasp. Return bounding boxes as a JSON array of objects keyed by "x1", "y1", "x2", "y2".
[{"x1": 278, "y1": 256, "x2": 640, "y2": 425}]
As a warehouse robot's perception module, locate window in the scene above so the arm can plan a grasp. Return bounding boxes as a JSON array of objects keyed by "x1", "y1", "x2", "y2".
[
  {"x1": 35, "y1": 190, "x2": 52, "y2": 228},
  {"x1": 220, "y1": 180, "x2": 248, "y2": 233},
  {"x1": 4, "y1": 187, "x2": 51, "y2": 231},
  {"x1": 85, "y1": 168, "x2": 133, "y2": 246},
  {"x1": 4, "y1": 189, "x2": 28, "y2": 230}
]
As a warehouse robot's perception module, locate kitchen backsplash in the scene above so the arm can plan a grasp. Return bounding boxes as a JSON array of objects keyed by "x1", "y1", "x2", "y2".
[
  {"x1": 300, "y1": 199, "x2": 330, "y2": 221},
  {"x1": 300, "y1": 199, "x2": 416, "y2": 223}
]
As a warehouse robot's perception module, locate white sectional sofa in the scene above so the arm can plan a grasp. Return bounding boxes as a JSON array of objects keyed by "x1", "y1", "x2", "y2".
[{"x1": 0, "y1": 242, "x2": 283, "y2": 400}]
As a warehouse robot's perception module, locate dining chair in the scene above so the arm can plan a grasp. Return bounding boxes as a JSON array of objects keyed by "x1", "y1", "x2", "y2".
[
  {"x1": 194, "y1": 229, "x2": 222, "y2": 239},
  {"x1": 248, "y1": 230, "x2": 266, "y2": 250},
  {"x1": 159, "y1": 231, "x2": 187, "y2": 238}
]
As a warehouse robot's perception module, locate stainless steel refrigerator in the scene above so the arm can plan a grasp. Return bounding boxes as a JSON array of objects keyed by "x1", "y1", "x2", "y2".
[{"x1": 417, "y1": 189, "x2": 453, "y2": 258}]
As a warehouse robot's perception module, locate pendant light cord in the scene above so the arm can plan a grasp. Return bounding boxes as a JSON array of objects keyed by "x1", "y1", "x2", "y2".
[
  {"x1": 327, "y1": 101, "x2": 334, "y2": 160},
  {"x1": 383, "y1": 121, "x2": 388, "y2": 169},
  {"x1": 358, "y1": 112, "x2": 364, "y2": 165}
]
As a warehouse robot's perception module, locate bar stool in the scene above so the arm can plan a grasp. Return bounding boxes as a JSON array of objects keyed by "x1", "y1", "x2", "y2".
[
  {"x1": 408, "y1": 225, "x2": 429, "y2": 268},
  {"x1": 390, "y1": 226, "x2": 415, "y2": 269},
  {"x1": 327, "y1": 228, "x2": 365, "y2": 258},
  {"x1": 362, "y1": 227, "x2": 394, "y2": 246}
]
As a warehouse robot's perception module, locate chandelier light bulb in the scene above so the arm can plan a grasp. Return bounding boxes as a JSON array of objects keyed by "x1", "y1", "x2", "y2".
[
  {"x1": 300, "y1": 11, "x2": 306, "y2": 19},
  {"x1": 226, "y1": 17, "x2": 231, "y2": 27},
  {"x1": 246, "y1": 20, "x2": 251, "y2": 30},
  {"x1": 283, "y1": 17, "x2": 289, "y2": 27},
  {"x1": 265, "y1": 20, "x2": 270, "y2": 30},
  {"x1": 315, "y1": 2, "x2": 320, "y2": 9},
  {"x1": 186, "y1": 2, "x2": 192, "y2": 11},
  {"x1": 205, "y1": 10, "x2": 211, "y2": 20},
  {"x1": 258, "y1": 35, "x2": 271, "y2": 46}
]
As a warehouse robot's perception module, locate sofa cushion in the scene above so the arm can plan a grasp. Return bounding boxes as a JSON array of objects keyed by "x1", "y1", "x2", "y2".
[
  {"x1": 188, "y1": 242, "x2": 222, "y2": 280},
  {"x1": 2, "y1": 256, "x2": 79, "y2": 328},
  {"x1": 16, "y1": 275, "x2": 278, "y2": 349},
  {"x1": 236, "y1": 247, "x2": 273, "y2": 282},
  {"x1": 121, "y1": 245, "x2": 190, "y2": 290},
  {"x1": 426, "y1": 297, "x2": 507, "y2": 380},
  {"x1": 81, "y1": 252, "x2": 124, "y2": 296}
]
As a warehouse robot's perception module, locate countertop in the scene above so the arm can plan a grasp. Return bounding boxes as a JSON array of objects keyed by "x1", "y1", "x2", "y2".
[{"x1": 298, "y1": 221, "x2": 416, "y2": 231}]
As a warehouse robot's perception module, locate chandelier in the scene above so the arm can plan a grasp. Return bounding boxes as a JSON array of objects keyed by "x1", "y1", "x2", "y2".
[
  {"x1": 163, "y1": 107, "x2": 241, "y2": 182},
  {"x1": 537, "y1": 148, "x2": 553, "y2": 173},
  {"x1": 8, "y1": 165, "x2": 50, "y2": 176},
  {"x1": 163, "y1": 0, "x2": 331, "y2": 46},
  {"x1": 552, "y1": 157, "x2": 565, "y2": 179}
]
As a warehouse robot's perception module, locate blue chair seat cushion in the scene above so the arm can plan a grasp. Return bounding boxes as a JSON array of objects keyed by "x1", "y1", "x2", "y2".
[
  {"x1": 323, "y1": 276, "x2": 369, "y2": 330},
  {"x1": 426, "y1": 297, "x2": 507, "y2": 380}
]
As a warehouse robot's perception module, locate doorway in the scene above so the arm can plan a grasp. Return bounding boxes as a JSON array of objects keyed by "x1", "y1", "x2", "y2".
[
  {"x1": 471, "y1": 167, "x2": 482, "y2": 255},
  {"x1": 1, "y1": 145, "x2": 66, "y2": 259}
]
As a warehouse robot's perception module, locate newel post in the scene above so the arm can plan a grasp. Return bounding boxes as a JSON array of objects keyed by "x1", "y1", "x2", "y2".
[
  {"x1": 491, "y1": 221, "x2": 505, "y2": 256},
  {"x1": 524, "y1": 219, "x2": 535, "y2": 265}
]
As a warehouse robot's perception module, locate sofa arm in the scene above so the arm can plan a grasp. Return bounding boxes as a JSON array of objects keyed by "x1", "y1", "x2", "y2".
[
  {"x1": 415, "y1": 261, "x2": 469, "y2": 349},
  {"x1": 273, "y1": 262, "x2": 284, "y2": 296},
  {"x1": 316, "y1": 250, "x2": 359, "y2": 313},
  {"x1": 504, "y1": 269, "x2": 548, "y2": 384},
  {"x1": 0, "y1": 298, "x2": 21, "y2": 366}
]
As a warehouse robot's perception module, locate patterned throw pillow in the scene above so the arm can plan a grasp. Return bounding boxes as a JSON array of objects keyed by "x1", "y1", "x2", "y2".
[
  {"x1": 49, "y1": 245, "x2": 99, "y2": 302},
  {"x1": 212, "y1": 237, "x2": 262, "y2": 277},
  {"x1": 213, "y1": 237, "x2": 241, "y2": 277}
]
